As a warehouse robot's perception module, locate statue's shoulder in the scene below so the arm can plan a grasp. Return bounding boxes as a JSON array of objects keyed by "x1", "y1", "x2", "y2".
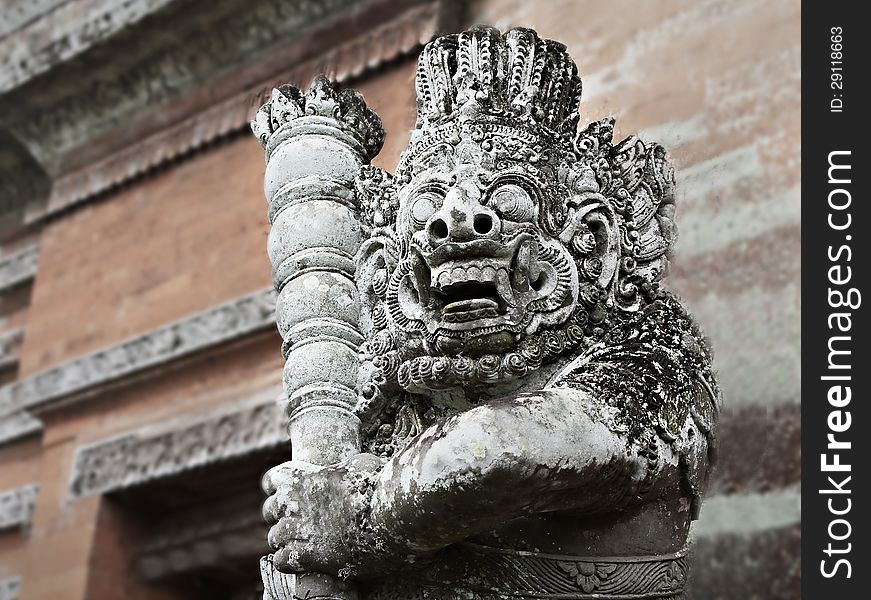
[{"x1": 548, "y1": 292, "x2": 720, "y2": 445}]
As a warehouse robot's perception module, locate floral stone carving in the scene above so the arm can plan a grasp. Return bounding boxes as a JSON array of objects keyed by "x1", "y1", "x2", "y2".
[{"x1": 251, "y1": 26, "x2": 719, "y2": 600}]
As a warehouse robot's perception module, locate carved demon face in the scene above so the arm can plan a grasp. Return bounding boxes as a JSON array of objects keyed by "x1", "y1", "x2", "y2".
[{"x1": 389, "y1": 138, "x2": 579, "y2": 357}]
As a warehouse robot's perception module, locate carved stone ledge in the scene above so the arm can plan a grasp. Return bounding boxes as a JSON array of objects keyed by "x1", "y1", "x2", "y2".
[
  {"x1": 0, "y1": 0, "x2": 181, "y2": 94},
  {"x1": 0, "y1": 288, "x2": 277, "y2": 448},
  {"x1": 68, "y1": 386, "x2": 284, "y2": 498},
  {"x1": 0, "y1": 411, "x2": 42, "y2": 447},
  {"x1": 0, "y1": 328, "x2": 24, "y2": 371},
  {"x1": 0, "y1": 576, "x2": 21, "y2": 600},
  {"x1": 0, "y1": 244, "x2": 38, "y2": 293},
  {"x1": 0, "y1": 484, "x2": 38, "y2": 531},
  {"x1": 0, "y1": 288, "x2": 275, "y2": 416},
  {"x1": 34, "y1": 0, "x2": 449, "y2": 220},
  {"x1": 391, "y1": 544, "x2": 689, "y2": 600}
]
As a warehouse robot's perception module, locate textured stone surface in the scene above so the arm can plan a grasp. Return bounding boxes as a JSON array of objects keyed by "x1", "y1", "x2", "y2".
[
  {"x1": 0, "y1": 328, "x2": 23, "y2": 371},
  {"x1": 0, "y1": 288, "x2": 275, "y2": 420},
  {"x1": 0, "y1": 576, "x2": 21, "y2": 600},
  {"x1": 0, "y1": 288, "x2": 279, "y2": 447},
  {"x1": 0, "y1": 0, "x2": 457, "y2": 246},
  {"x1": 0, "y1": 484, "x2": 37, "y2": 530},
  {"x1": 0, "y1": 411, "x2": 41, "y2": 447},
  {"x1": 458, "y1": 2, "x2": 801, "y2": 596},
  {"x1": 254, "y1": 26, "x2": 719, "y2": 599},
  {"x1": 68, "y1": 386, "x2": 283, "y2": 498},
  {"x1": 0, "y1": 245, "x2": 37, "y2": 293},
  {"x1": 0, "y1": 0, "x2": 181, "y2": 93},
  {"x1": 39, "y1": 0, "x2": 449, "y2": 219}
]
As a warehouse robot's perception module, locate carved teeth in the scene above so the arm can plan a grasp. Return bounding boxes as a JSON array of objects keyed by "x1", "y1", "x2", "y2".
[
  {"x1": 443, "y1": 306, "x2": 500, "y2": 322},
  {"x1": 495, "y1": 268, "x2": 516, "y2": 307},
  {"x1": 443, "y1": 298, "x2": 499, "y2": 314},
  {"x1": 410, "y1": 252, "x2": 431, "y2": 305},
  {"x1": 509, "y1": 240, "x2": 543, "y2": 298},
  {"x1": 432, "y1": 263, "x2": 502, "y2": 290}
]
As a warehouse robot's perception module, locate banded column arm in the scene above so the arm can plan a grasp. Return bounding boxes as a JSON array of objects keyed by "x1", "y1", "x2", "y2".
[{"x1": 252, "y1": 75, "x2": 384, "y2": 600}]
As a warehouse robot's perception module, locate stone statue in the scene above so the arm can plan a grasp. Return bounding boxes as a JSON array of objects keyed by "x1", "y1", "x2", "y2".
[{"x1": 251, "y1": 26, "x2": 720, "y2": 600}]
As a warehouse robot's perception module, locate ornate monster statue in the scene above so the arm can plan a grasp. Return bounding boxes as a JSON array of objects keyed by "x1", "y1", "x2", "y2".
[{"x1": 251, "y1": 26, "x2": 720, "y2": 600}]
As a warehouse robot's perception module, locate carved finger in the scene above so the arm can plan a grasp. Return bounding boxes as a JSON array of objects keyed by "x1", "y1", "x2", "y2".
[
  {"x1": 262, "y1": 494, "x2": 299, "y2": 524},
  {"x1": 272, "y1": 538, "x2": 334, "y2": 575},
  {"x1": 262, "y1": 460, "x2": 318, "y2": 494},
  {"x1": 268, "y1": 511, "x2": 319, "y2": 549},
  {"x1": 272, "y1": 544, "x2": 305, "y2": 574}
]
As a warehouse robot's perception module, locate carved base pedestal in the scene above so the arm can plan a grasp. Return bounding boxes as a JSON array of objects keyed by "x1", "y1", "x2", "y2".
[{"x1": 365, "y1": 544, "x2": 688, "y2": 600}]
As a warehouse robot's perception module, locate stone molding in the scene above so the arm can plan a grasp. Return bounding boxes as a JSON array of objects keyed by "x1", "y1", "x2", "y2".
[
  {"x1": 0, "y1": 411, "x2": 41, "y2": 447},
  {"x1": 0, "y1": 0, "x2": 180, "y2": 94},
  {"x1": 68, "y1": 386, "x2": 284, "y2": 498},
  {"x1": 0, "y1": 288, "x2": 277, "y2": 446},
  {"x1": 0, "y1": 484, "x2": 38, "y2": 531},
  {"x1": 0, "y1": 576, "x2": 21, "y2": 600},
  {"x1": 7, "y1": 0, "x2": 369, "y2": 171},
  {"x1": 0, "y1": 328, "x2": 24, "y2": 370},
  {"x1": 1, "y1": 288, "x2": 276, "y2": 413},
  {"x1": 0, "y1": 244, "x2": 38, "y2": 292},
  {"x1": 36, "y1": 0, "x2": 448, "y2": 220}
]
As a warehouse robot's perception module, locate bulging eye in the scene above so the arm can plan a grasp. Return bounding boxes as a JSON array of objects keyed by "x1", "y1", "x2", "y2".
[
  {"x1": 409, "y1": 192, "x2": 440, "y2": 228},
  {"x1": 490, "y1": 184, "x2": 535, "y2": 221}
]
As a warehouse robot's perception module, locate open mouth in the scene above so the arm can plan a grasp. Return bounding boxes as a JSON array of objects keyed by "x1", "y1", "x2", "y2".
[
  {"x1": 439, "y1": 281, "x2": 502, "y2": 322},
  {"x1": 405, "y1": 234, "x2": 556, "y2": 329}
]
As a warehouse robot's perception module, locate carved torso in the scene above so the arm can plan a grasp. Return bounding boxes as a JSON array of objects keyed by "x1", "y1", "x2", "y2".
[{"x1": 361, "y1": 294, "x2": 716, "y2": 599}]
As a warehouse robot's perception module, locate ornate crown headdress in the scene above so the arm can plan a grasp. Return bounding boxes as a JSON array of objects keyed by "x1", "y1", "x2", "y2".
[{"x1": 398, "y1": 26, "x2": 583, "y2": 176}]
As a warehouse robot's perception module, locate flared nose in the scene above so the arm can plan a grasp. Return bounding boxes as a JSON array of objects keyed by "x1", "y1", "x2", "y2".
[{"x1": 426, "y1": 187, "x2": 501, "y2": 246}]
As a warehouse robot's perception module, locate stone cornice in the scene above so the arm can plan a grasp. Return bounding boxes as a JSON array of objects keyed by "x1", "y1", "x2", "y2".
[
  {"x1": 0, "y1": 0, "x2": 181, "y2": 94},
  {"x1": 69, "y1": 386, "x2": 284, "y2": 498},
  {"x1": 0, "y1": 411, "x2": 41, "y2": 447},
  {"x1": 0, "y1": 288, "x2": 277, "y2": 446},
  {"x1": 6, "y1": 0, "x2": 374, "y2": 171},
  {"x1": 0, "y1": 328, "x2": 23, "y2": 371},
  {"x1": 0, "y1": 244, "x2": 38, "y2": 292},
  {"x1": 0, "y1": 484, "x2": 38, "y2": 531},
  {"x1": 0, "y1": 576, "x2": 20, "y2": 600},
  {"x1": 31, "y1": 0, "x2": 450, "y2": 220}
]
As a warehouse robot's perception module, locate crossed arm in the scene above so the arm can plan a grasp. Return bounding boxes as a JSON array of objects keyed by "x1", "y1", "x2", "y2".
[{"x1": 262, "y1": 387, "x2": 674, "y2": 577}]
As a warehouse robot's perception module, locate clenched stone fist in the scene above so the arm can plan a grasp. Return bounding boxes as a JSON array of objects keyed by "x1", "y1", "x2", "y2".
[{"x1": 262, "y1": 453, "x2": 385, "y2": 577}]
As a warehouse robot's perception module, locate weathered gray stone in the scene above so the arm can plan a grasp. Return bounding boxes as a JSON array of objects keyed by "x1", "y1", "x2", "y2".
[
  {"x1": 0, "y1": 576, "x2": 21, "y2": 600},
  {"x1": 0, "y1": 288, "x2": 279, "y2": 447},
  {"x1": 0, "y1": 328, "x2": 23, "y2": 371},
  {"x1": 68, "y1": 386, "x2": 283, "y2": 498},
  {"x1": 252, "y1": 26, "x2": 720, "y2": 599},
  {"x1": 0, "y1": 484, "x2": 38, "y2": 531},
  {"x1": 0, "y1": 243, "x2": 38, "y2": 293},
  {"x1": 0, "y1": 0, "x2": 181, "y2": 94}
]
